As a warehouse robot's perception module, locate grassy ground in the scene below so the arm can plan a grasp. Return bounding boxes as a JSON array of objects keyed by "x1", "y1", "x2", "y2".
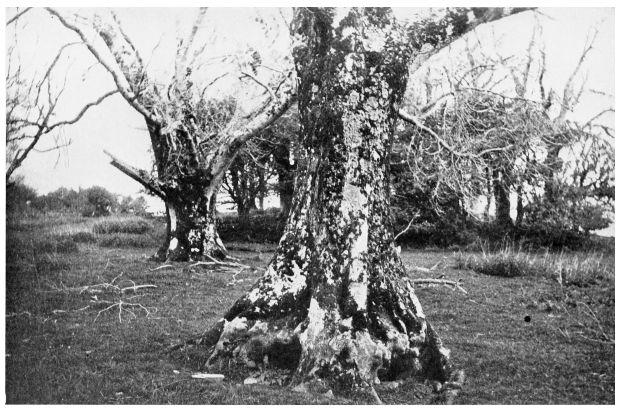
[{"x1": 5, "y1": 213, "x2": 615, "y2": 404}]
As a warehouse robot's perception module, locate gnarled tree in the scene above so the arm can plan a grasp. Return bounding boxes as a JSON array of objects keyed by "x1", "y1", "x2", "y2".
[
  {"x1": 47, "y1": 8, "x2": 295, "y2": 261},
  {"x1": 198, "y1": 7, "x2": 529, "y2": 397}
]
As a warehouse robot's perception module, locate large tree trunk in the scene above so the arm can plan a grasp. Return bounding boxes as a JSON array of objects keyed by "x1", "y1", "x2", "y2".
[
  {"x1": 277, "y1": 167, "x2": 294, "y2": 217},
  {"x1": 147, "y1": 122, "x2": 232, "y2": 262},
  {"x1": 106, "y1": 129, "x2": 230, "y2": 262},
  {"x1": 203, "y1": 8, "x2": 453, "y2": 393},
  {"x1": 543, "y1": 142, "x2": 563, "y2": 203},
  {"x1": 493, "y1": 169, "x2": 513, "y2": 230},
  {"x1": 274, "y1": 142, "x2": 295, "y2": 217},
  {"x1": 154, "y1": 194, "x2": 228, "y2": 262},
  {"x1": 515, "y1": 185, "x2": 524, "y2": 228}
]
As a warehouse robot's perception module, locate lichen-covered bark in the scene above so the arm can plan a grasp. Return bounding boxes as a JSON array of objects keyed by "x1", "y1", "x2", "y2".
[{"x1": 203, "y1": 8, "x2": 454, "y2": 392}]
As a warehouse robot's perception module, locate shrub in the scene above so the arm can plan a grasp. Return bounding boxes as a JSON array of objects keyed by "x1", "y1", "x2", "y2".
[
  {"x1": 98, "y1": 233, "x2": 154, "y2": 248},
  {"x1": 462, "y1": 250, "x2": 530, "y2": 277},
  {"x1": 93, "y1": 218, "x2": 153, "y2": 235},
  {"x1": 118, "y1": 195, "x2": 149, "y2": 216},
  {"x1": 455, "y1": 247, "x2": 613, "y2": 286},
  {"x1": 218, "y1": 210, "x2": 286, "y2": 243},
  {"x1": 6, "y1": 178, "x2": 38, "y2": 214},
  {"x1": 83, "y1": 186, "x2": 117, "y2": 217}
]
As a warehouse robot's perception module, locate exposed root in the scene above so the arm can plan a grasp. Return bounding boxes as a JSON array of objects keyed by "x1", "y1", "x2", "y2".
[{"x1": 437, "y1": 370, "x2": 466, "y2": 405}]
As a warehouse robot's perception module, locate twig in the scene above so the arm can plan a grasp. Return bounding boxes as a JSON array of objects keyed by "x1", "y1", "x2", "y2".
[
  {"x1": 394, "y1": 213, "x2": 418, "y2": 242},
  {"x1": 6, "y1": 311, "x2": 32, "y2": 318},
  {"x1": 93, "y1": 300, "x2": 155, "y2": 323},
  {"x1": 150, "y1": 264, "x2": 174, "y2": 271},
  {"x1": 191, "y1": 257, "x2": 250, "y2": 270},
  {"x1": 410, "y1": 262, "x2": 440, "y2": 273},
  {"x1": 43, "y1": 273, "x2": 157, "y2": 323}
]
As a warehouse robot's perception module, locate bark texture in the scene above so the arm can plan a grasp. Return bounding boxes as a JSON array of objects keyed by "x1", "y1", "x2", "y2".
[{"x1": 205, "y1": 8, "x2": 453, "y2": 391}]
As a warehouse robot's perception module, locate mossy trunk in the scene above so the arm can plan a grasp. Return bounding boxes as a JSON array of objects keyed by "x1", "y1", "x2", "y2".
[{"x1": 204, "y1": 8, "x2": 453, "y2": 392}]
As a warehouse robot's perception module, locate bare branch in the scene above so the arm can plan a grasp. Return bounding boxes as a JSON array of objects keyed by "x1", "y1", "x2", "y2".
[
  {"x1": 397, "y1": 107, "x2": 464, "y2": 157},
  {"x1": 46, "y1": 90, "x2": 119, "y2": 132},
  {"x1": 240, "y1": 71, "x2": 276, "y2": 102},
  {"x1": 46, "y1": 8, "x2": 158, "y2": 122},
  {"x1": 104, "y1": 149, "x2": 167, "y2": 199},
  {"x1": 6, "y1": 7, "x2": 32, "y2": 26}
]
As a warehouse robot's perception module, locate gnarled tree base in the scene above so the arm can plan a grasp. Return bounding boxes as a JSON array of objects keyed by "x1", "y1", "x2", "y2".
[
  {"x1": 152, "y1": 203, "x2": 230, "y2": 262},
  {"x1": 197, "y1": 272, "x2": 458, "y2": 400}
]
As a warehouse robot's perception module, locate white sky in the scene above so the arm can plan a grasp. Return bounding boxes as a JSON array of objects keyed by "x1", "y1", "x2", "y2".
[{"x1": 4, "y1": 7, "x2": 615, "y2": 215}]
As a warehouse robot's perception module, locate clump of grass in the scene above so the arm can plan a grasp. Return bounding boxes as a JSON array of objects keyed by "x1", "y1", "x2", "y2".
[
  {"x1": 457, "y1": 249, "x2": 530, "y2": 277},
  {"x1": 32, "y1": 255, "x2": 71, "y2": 273},
  {"x1": 68, "y1": 231, "x2": 97, "y2": 243},
  {"x1": 38, "y1": 237, "x2": 79, "y2": 254},
  {"x1": 454, "y1": 246, "x2": 613, "y2": 286},
  {"x1": 548, "y1": 252, "x2": 614, "y2": 286},
  {"x1": 93, "y1": 217, "x2": 153, "y2": 235},
  {"x1": 98, "y1": 233, "x2": 154, "y2": 248}
]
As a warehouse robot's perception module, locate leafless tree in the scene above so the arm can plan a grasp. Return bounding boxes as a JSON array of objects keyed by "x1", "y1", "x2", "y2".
[{"x1": 395, "y1": 17, "x2": 613, "y2": 231}]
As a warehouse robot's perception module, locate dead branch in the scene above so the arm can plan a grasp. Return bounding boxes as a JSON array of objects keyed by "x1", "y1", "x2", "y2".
[
  {"x1": 393, "y1": 211, "x2": 419, "y2": 242},
  {"x1": 150, "y1": 264, "x2": 174, "y2": 271},
  {"x1": 104, "y1": 149, "x2": 167, "y2": 199},
  {"x1": 410, "y1": 262, "x2": 440, "y2": 273},
  {"x1": 190, "y1": 258, "x2": 250, "y2": 271},
  {"x1": 46, "y1": 90, "x2": 119, "y2": 131},
  {"x1": 43, "y1": 273, "x2": 158, "y2": 323},
  {"x1": 93, "y1": 299, "x2": 155, "y2": 323},
  {"x1": 6, "y1": 311, "x2": 33, "y2": 318},
  {"x1": 411, "y1": 278, "x2": 468, "y2": 294}
]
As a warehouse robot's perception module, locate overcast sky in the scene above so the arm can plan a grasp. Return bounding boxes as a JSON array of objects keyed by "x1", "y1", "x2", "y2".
[{"x1": 5, "y1": 7, "x2": 615, "y2": 214}]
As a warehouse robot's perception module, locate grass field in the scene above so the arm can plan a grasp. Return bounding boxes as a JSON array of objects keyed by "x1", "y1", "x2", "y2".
[{"x1": 5, "y1": 213, "x2": 615, "y2": 404}]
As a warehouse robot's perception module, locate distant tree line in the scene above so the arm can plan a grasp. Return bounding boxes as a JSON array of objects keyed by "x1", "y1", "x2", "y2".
[{"x1": 6, "y1": 179, "x2": 148, "y2": 218}]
